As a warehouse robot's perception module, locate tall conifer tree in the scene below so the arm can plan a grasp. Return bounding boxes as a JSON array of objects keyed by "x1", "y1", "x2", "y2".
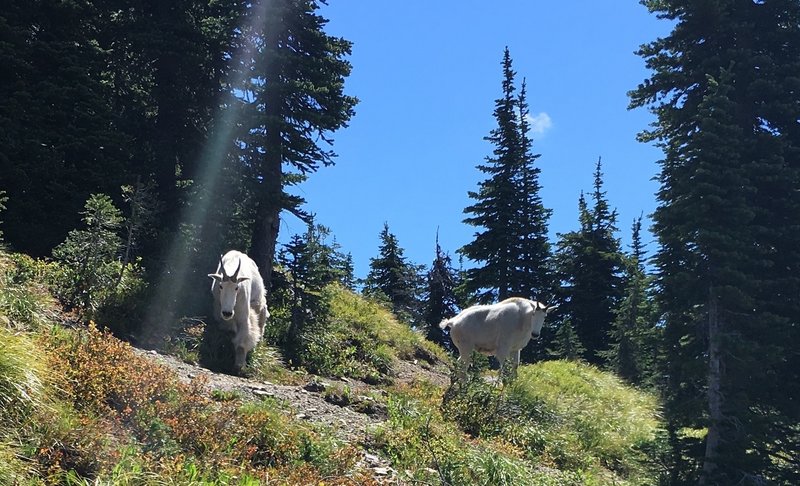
[
  {"x1": 602, "y1": 216, "x2": 658, "y2": 386},
  {"x1": 422, "y1": 233, "x2": 461, "y2": 349},
  {"x1": 461, "y1": 48, "x2": 552, "y2": 305},
  {"x1": 236, "y1": 0, "x2": 358, "y2": 293},
  {"x1": 554, "y1": 160, "x2": 625, "y2": 366},
  {"x1": 364, "y1": 223, "x2": 422, "y2": 323},
  {"x1": 631, "y1": 1, "x2": 800, "y2": 482}
]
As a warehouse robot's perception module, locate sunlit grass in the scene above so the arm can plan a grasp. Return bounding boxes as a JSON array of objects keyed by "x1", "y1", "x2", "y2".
[{"x1": 507, "y1": 360, "x2": 662, "y2": 481}]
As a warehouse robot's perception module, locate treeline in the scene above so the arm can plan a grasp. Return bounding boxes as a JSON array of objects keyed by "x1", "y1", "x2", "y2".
[{"x1": 1, "y1": 1, "x2": 799, "y2": 485}]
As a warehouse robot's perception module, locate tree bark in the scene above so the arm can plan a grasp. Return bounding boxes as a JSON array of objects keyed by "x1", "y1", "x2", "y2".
[
  {"x1": 702, "y1": 285, "x2": 723, "y2": 483},
  {"x1": 249, "y1": 13, "x2": 283, "y2": 294}
]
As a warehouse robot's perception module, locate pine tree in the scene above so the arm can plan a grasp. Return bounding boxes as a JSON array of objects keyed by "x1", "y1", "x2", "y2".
[
  {"x1": 236, "y1": 0, "x2": 358, "y2": 293},
  {"x1": 511, "y1": 79, "x2": 555, "y2": 301},
  {"x1": 422, "y1": 233, "x2": 461, "y2": 349},
  {"x1": 278, "y1": 221, "x2": 347, "y2": 360},
  {"x1": 364, "y1": 223, "x2": 422, "y2": 323},
  {"x1": 547, "y1": 318, "x2": 585, "y2": 362},
  {"x1": 631, "y1": 1, "x2": 800, "y2": 481},
  {"x1": 461, "y1": 48, "x2": 552, "y2": 304},
  {"x1": 554, "y1": 159, "x2": 625, "y2": 366},
  {"x1": 52, "y1": 194, "x2": 124, "y2": 316},
  {"x1": 0, "y1": 0, "x2": 131, "y2": 256},
  {"x1": 602, "y1": 216, "x2": 659, "y2": 386}
]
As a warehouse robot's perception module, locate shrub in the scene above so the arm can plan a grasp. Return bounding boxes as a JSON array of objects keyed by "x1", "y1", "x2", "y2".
[
  {"x1": 43, "y1": 325, "x2": 364, "y2": 483},
  {"x1": 0, "y1": 252, "x2": 57, "y2": 330}
]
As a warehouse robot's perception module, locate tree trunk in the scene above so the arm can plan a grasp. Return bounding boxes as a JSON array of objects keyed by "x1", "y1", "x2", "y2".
[
  {"x1": 250, "y1": 16, "x2": 282, "y2": 293},
  {"x1": 702, "y1": 285, "x2": 723, "y2": 483}
]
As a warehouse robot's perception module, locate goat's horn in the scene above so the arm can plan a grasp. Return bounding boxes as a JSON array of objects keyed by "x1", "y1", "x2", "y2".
[
  {"x1": 232, "y1": 259, "x2": 242, "y2": 279},
  {"x1": 219, "y1": 255, "x2": 229, "y2": 279}
]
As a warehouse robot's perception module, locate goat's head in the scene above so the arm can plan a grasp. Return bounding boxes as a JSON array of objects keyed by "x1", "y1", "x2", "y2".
[
  {"x1": 530, "y1": 301, "x2": 557, "y2": 339},
  {"x1": 208, "y1": 256, "x2": 250, "y2": 321}
]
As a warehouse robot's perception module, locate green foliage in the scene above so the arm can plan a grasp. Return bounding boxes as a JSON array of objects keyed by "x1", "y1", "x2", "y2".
[
  {"x1": 369, "y1": 362, "x2": 664, "y2": 484},
  {"x1": 0, "y1": 329, "x2": 47, "y2": 430},
  {"x1": 285, "y1": 283, "x2": 446, "y2": 381},
  {"x1": 509, "y1": 362, "x2": 661, "y2": 475},
  {"x1": 39, "y1": 324, "x2": 364, "y2": 483},
  {"x1": 554, "y1": 160, "x2": 625, "y2": 366},
  {"x1": 460, "y1": 48, "x2": 553, "y2": 304},
  {"x1": 363, "y1": 222, "x2": 424, "y2": 324},
  {"x1": 51, "y1": 194, "x2": 123, "y2": 315},
  {"x1": 601, "y1": 216, "x2": 660, "y2": 387},
  {"x1": 422, "y1": 235, "x2": 461, "y2": 349},
  {"x1": 631, "y1": 2, "x2": 800, "y2": 481},
  {"x1": 0, "y1": 252, "x2": 56, "y2": 330},
  {"x1": 437, "y1": 361, "x2": 663, "y2": 484},
  {"x1": 46, "y1": 194, "x2": 148, "y2": 329}
]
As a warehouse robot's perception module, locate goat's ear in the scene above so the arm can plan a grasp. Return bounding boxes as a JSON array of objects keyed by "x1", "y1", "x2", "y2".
[
  {"x1": 208, "y1": 273, "x2": 222, "y2": 281},
  {"x1": 236, "y1": 276, "x2": 251, "y2": 283},
  {"x1": 545, "y1": 305, "x2": 558, "y2": 314}
]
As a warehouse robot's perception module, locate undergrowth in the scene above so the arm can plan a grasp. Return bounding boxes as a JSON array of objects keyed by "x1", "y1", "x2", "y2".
[{"x1": 282, "y1": 284, "x2": 447, "y2": 382}]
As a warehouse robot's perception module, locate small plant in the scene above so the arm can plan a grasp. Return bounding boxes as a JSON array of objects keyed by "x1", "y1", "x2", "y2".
[
  {"x1": 51, "y1": 194, "x2": 124, "y2": 319},
  {"x1": 323, "y1": 383, "x2": 352, "y2": 406}
]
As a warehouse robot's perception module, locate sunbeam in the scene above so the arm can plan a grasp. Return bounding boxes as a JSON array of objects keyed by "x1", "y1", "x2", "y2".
[{"x1": 141, "y1": 0, "x2": 273, "y2": 343}]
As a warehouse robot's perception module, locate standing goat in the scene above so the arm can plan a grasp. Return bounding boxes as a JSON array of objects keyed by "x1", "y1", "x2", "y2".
[
  {"x1": 440, "y1": 297, "x2": 556, "y2": 380},
  {"x1": 208, "y1": 250, "x2": 269, "y2": 372}
]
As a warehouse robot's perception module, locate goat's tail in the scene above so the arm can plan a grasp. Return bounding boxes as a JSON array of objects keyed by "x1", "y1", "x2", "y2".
[{"x1": 438, "y1": 318, "x2": 451, "y2": 330}]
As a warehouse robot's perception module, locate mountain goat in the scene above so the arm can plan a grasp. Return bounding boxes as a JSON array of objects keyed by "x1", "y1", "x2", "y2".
[
  {"x1": 439, "y1": 297, "x2": 556, "y2": 379},
  {"x1": 208, "y1": 250, "x2": 269, "y2": 372}
]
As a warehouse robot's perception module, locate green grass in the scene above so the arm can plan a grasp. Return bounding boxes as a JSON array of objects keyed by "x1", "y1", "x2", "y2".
[
  {"x1": 380, "y1": 361, "x2": 664, "y2": 485},
  {"x1": 0, "y1": 249, "x2": 667, "y2": 485},
  {"x1": 508, "y1": 360, "x2": 661, "y2": 479}
]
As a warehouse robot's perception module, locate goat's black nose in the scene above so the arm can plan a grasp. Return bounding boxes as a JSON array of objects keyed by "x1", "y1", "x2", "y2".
[{"x1": 222, "y1": 311, "x2": 233, "y2": 319}]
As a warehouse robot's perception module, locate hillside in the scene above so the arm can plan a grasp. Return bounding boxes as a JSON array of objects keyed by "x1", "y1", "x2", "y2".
[{"x1": 0, "y1": 251, "x2": 665, "y2": 485}]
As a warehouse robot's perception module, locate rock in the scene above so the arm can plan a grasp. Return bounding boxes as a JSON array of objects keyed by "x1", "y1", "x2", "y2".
[{"x1": 304, "y1": 380, "x2": 328, "y2": 393}]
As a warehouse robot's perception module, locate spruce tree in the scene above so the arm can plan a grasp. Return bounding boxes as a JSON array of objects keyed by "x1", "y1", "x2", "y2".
[
  {"x1": 511, "y1": 79, "x2": 555, "y2": 301},
  {"x1": 278, "y1": 220, "x2": 348, "y2": 359},
  {"x1": 554, "y1": 159, "x2": 625, "y2": 366},
  {"x1": 0, "y1": 0, "x2": 130, "y2": 256},
  {"x1": 422, "y1": 233, "x2": 461, "y2": 349},
  {"x1": 631, "y1": 1, "x2": 800, "y2": 481},
  {"x1": 461, "y1": 48, "x2": 552, "y2": 304},
  {"x1": 602, "y1": 216, "x2": 659, "y2": 386},
  {"x1": 236, "y1": 0, "x2": 358, "y2": 293},
  {"x1": 364, "y1": 223, "x2": 422, "y2": 323}
]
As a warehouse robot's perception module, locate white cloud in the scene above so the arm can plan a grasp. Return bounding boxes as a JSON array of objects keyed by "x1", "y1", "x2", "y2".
[{"x1": 526, "y1": 112, "x2": 553, "y2": 136}]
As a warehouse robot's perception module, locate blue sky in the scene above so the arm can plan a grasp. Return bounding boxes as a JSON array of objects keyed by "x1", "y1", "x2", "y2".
[{"x1": 281, "y1": 1, "x2": 673, "y2": 279}]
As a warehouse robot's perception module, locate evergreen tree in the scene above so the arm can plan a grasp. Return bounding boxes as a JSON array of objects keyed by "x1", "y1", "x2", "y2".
[
  {"x1": 364, "y1": 223, "x2": 422, "y2": 323},
  {"x1": 631, "y1": 1, "x2": 800, "y2": 481},
  {"x1": 52, "y1": 194, "x2": 124, "y2": 316},
  {"x1": 422, "y1": 233, "x2": 461, "y2": 349},
  {"x1": 278, "y1": 220, "x2": 347, "y2": 358},
  {"x1": 547, "y1": 318, "x2": 585, "y2": 362},
  {"x1": 0, "y1": 0, "x2": 131, "y2": 256},
  {"x1": 460, "y1": 48, "x2": 552, "y2": 304},
  {"x1": 510, "y1": 79, "x2": 555, "y2": 302},
  {"x1": 554, "y1": 159, "x2": 625, "y2": 366},
  {"x1": 235, "y1": 0, "x2": 358, "y2": 293},
  {"x1": 602, "y1": 216, "x2": 659, "y2": 386}
]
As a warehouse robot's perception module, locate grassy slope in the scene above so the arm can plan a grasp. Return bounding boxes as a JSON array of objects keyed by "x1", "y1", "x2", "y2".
[{"x1": 0, "y1": 250, "x2": 665, "y2": 485}]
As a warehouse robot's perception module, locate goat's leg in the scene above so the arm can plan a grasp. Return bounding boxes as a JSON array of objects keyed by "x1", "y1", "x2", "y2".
[
  {"x1": 495, "y1": 346, "x2": 512, "y2": 386},
  {"x1": 455, "y1": 347, "x2": 473, "y2": 381}
]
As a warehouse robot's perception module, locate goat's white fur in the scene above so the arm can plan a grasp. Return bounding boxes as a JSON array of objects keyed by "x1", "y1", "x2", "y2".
[
  {"x1": 439, "y1": 297, "x2": 555, "y2": 378},
  {"x1": 209, "y1": 250, "x2": 269, "y2": 371}
]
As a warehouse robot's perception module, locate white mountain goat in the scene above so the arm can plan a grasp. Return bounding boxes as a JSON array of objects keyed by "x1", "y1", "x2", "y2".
[
  {"x1": 208, "y1": 250, "x2": 269, "y2": 372},
  {"x1": 439, "y1": 297, "x2": 556, "y2": 379}
]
